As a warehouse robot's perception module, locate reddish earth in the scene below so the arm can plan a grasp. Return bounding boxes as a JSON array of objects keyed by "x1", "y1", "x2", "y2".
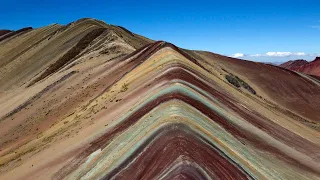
[
  {"x1": 0, "y1": 30, "x2": 12, "y2": 36},
  {"x1": 0, "y1": 18, "x2": 319, "y2": 180},
  {"x1": 279, "y1": 59, "x2": 309, "y2": 69},
  {"x1": 194, "y1": 52, "x2": 320, "y2": 123},
  {"x1": 280, "y1": 57, "x2": 320, "y2": 77}
]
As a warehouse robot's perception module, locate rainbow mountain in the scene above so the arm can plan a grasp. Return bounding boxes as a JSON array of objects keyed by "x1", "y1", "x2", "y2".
[{"x1": 0, "y1": 18, "x2": 320, "y2": 180}]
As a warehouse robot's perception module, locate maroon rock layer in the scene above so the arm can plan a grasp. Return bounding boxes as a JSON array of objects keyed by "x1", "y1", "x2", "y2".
[{"x1": 280, "y1": 57, "x2": 320, "y2": 76}]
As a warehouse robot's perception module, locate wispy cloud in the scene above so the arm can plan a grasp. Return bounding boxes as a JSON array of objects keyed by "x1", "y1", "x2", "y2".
[
  {"x1": 232, "y1": 53, "x2": 245, "y2": 58},
  {"x1": 232, "y1": 52, "x2": 317, "y2": 58},
  {"x1": 251, "y1": 52, "x2": 307, "y2": 57},
  {"x1": 310, "y1": 20, "x2": 320, "y2": 30},
  {"x1": 311, "y1": 25, "x2": 320, "y2": 30}
]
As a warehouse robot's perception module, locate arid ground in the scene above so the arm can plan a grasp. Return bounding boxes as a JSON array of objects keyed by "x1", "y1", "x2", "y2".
[{"x1": 0, "y1": 18, "x2": 320, "y2": 180}]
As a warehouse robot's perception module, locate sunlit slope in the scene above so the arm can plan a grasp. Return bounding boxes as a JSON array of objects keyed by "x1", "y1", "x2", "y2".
[
  {"x1": 0, "y1": 18, "x2": 152, "y2": 91},
  {"x1": 0, "y1": 20, "x2": 319, "y2": 180},
  {"x1": 192, "y1": 51, "x2": 320, "y2": 127}
]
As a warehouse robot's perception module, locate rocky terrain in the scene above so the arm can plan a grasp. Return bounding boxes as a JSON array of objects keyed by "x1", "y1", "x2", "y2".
[
  {"x1": 0, "y1": 18, "x2": 319, "y2": 180},
  {"x1": 280, "y1": 57, "x2": 320, "y2": 77}
]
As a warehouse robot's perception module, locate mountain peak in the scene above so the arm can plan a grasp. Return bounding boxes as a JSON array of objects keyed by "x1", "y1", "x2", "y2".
[
  {"x1": 1, "y1": 18, "x2": 320, "y2": 180},
  {"x1": 313, "y1": 56, "x2": 320, "y2": 62},
  {"x1": 279, "y1": 57, "x2": 320, "y2": 77},
  {"x1": 279, "y1": 59, "x2": 308, "y2": 69}
]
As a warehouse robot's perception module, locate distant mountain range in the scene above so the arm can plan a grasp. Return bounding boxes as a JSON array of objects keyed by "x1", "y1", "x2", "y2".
[{"x1": 279, "y1": 57, "x2": 320, "y2": 77}]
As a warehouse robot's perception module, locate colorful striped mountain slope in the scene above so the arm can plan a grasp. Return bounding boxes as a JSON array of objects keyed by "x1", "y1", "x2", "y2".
[{"x1": 0, "y1": 18, "x2": 319, "y2": 180}]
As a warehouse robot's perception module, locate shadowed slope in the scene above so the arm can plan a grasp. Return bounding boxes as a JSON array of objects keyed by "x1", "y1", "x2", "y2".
[
  {"x1": 279, "y1": 59, "x2": 309, "y2": 69},
  {"x1": 0, "y1": 19, "x2": 319, "y2": 180},
  {"x1": 192, "y1": 51, "x2": 320, "y2": 125},
  {"x1": 0, "y1": 30, "x2": 12, "y2": 37},
  {"x1": 0, "y1": 18, "x2": 152, "y2": 91},
  {"x1": 51, "y1": 45, "x2": 318, "y2": 179},
  {"x1": 28, "y1": 28, "x2": 106, "y2": 86}
]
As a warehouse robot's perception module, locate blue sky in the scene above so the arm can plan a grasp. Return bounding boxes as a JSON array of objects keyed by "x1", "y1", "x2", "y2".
[{"x1": 2, "y1": 0, "x2": 320, "y2": 62}]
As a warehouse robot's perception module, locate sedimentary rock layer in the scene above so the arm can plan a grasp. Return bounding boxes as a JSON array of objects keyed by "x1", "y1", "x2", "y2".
[{"x1": 0, "y1": 19, "x2": 319, "y2": 180}]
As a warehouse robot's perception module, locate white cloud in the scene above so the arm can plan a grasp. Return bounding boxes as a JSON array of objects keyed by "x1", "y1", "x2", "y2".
[
  {"x1": 294, "y1": 52, "x2": 306, "y2": 56},
  {"x1": 265, "y1": 52, "x2": 292, "y2": 57},
  {"x1": 250, "y1": 54, "x2": 262, "y2": 57},
  {"x1": 231, "y1": 52, "x2": 315, "y2": 58},
  {"x1": 232, "y1": 53, "x2": 245, "y2": 58},
  {"x1": 263, "y1": 52, "x2": 307, "y2": 57}
]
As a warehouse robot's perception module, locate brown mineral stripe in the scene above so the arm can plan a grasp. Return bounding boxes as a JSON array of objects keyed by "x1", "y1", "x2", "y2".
[
  {"x1": 0, "y1": 27, "x2": 32, "y2": 42},
  {"x1": 1, "y1": 18, "x2": 320, "y2": 180},
  {"x1": 53, "y1": 54, "x2": 320, "y2": 178},
  {"x1": 102, "y1": 124, "x2": 251, "y2": 180}
]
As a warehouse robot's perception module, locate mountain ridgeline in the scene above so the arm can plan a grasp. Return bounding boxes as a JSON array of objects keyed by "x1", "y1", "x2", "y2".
[{"x1": 0, "y1": 18, "x2": 320, "y2": 180}]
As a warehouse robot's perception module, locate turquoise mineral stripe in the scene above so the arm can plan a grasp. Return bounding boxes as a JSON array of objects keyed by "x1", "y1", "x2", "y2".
[{"x1": 76, "y1": 99, "x2": 259, "y2": 179}]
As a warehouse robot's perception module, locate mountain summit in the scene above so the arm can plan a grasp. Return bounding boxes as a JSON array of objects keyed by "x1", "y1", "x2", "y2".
[
  {"x1": 280, "y1": 57, "x2": 320, "y2": 77},
  {"x1": 0, "y1": 18, "x2": 320, "y2": 180}
]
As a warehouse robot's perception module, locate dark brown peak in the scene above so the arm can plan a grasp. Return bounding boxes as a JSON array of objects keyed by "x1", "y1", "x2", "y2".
[
  {"x1": 0, "y1": 27, "x2": 33, "y2": 42},
  {"x1": 0, "y1": 30, "x2": 12, "y2": 36},
  {"x1": 307, "y1": 57, "x2": 320, "y2": 65},
  {"x1": 289, "y1": 59, "x2": 308, "y2": 63},
  {"x1": 116, "y1": 26, "x2": 134, "y2": 36},
  {"x1": 15, "y1": 27, "x2": 33, "y2": 33},
  {"x1": 294, "y1": 59, "x2": 307, "y2": 62},
  {"x1": 279, "y1": 59, "x2": 308, "y2": 68},
  {"x1": 313, "y1": 57, "x2": 320, "y2": 62},
  {"x1": 291, "y1": 59, "x2": 308, "y2": 65}
]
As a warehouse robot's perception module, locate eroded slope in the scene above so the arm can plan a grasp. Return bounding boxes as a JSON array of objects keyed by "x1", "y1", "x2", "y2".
[{"x1": 0, "y1": 19, "x2": 319, "y2": 180}]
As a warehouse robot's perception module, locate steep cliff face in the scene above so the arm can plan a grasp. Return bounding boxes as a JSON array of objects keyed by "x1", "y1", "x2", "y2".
[
  {"x1": 280, "y1": 57, "x2": 320, "y2": 77},
  {"x1": 0, "y1": 18, "x2": 320, "y2": 180}
]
